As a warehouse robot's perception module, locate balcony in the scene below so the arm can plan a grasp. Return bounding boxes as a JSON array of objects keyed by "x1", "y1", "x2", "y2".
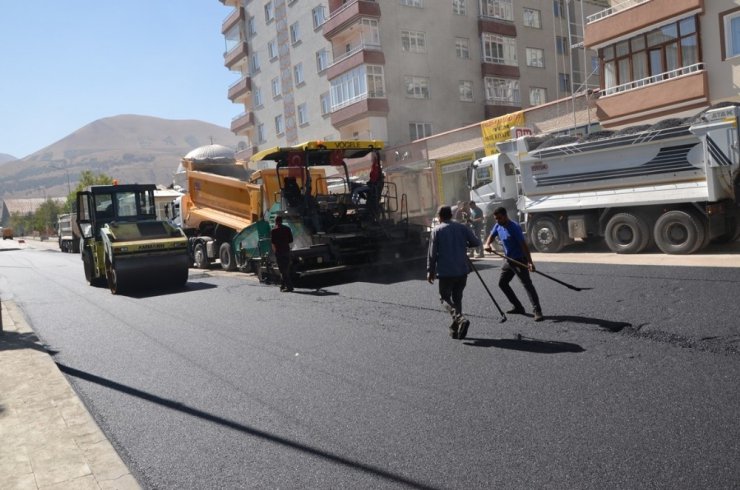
[
  {"x1": 481, "y1": 63, "x2": 520, "y2": 78},
  {"x1": 221, "y1": 7, "x2": 245, "y2": 35},
  {"x1": 236, "y1": 146, "x2": 257, "y2": 161},
  {"x1": 330, "y1": 97, "x2": 388, "y2": 128},
  {"x1": 323, "y1": 1, "x2": 380, "y2": 39},
  {"x1": 596, "y1": 64, "x2": 708, "y2": 126},
  {"x1": 228, "y1": 76, "x2": 252, "y2": 103},
  {"x1": 224, "y1": 41, "x2": 249, "y2": 70},
  {"x1": 478, "y1": 17, "x2": 517, "y2": 37},
  {"x1": 585, "y1": 0, "x2": 703, "y2": 48},
  {"x1": 230, "y1": 111, "x2": 255, "y2": 134},
  {"x1": 326, "y1": 45, "x2": 384, "y2": 80}
]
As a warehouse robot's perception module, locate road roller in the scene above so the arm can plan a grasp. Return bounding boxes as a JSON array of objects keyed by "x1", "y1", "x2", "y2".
[{"x1": 76, "y1": 183, "x2": 190, "y2": 294}]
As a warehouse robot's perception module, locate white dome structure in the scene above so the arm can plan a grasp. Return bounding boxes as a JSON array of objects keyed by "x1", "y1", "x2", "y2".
[{"x1": 183, "y1": 144, "x2": 235, "y2": 163}]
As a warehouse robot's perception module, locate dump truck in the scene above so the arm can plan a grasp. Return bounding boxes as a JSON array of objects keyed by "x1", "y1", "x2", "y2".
[
  {"x1": 177, "y1": 140, "x2": 429, "y2": 280},
  {"x1": 57, "y1": 213, "x2": 80, "y2": 253},
  {"x1": 76, "y1": 183, "x2": 190, "y2": 294},
  {"x1": 470, "y1": 104, "x2": 740, "y2": 254}
]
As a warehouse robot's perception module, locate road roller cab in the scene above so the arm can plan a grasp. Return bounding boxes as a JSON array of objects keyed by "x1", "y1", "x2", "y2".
[{"x1": 76, "y1": 184, "x2": 190, "y2": 294}]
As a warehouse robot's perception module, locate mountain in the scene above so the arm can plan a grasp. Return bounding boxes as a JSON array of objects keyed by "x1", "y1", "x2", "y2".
[
  {"x1": 0, "y1": 115, "x2": 247, "y2": 199},
  {"x1": 0, "y1": 153, "x2": 17, "y2": 165}
]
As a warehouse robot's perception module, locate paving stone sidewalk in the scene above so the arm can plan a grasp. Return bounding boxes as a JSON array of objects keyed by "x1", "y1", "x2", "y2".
[{"x1": 0, "y1": 299, "x2": 140, "y2": 490}]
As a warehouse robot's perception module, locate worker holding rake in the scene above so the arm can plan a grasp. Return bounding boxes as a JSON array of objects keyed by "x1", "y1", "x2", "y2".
[
  {"x1": 427, "y1": 205, "x2": 482, "y2": 340},
  {"x1": 484, "y1": 207, "x2": 544, "y2": 322}
]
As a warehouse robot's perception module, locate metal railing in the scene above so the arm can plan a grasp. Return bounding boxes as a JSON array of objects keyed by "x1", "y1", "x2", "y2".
[
  {"x1": 602, "y1": 63, "x2": 703, "y2": 97},
  {"x1": 587, "y1": 0, "x2": 651, "y2": 24}
]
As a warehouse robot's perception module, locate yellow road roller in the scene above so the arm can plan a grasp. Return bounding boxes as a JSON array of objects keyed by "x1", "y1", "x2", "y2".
[{"x1": 76, "y1": 184, "x2": 190, "y2": 294}]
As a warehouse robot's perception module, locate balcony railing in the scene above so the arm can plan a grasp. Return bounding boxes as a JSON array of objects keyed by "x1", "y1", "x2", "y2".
[
  {"x1": 587, "y1": 0, "x2": 650, "y2": 24},
  {"x1": 602, "y1": 63, "x2": 703, "y2": 97},
  {"x1": 328, "y1": 43, "x2": 381, "y2": 68}
]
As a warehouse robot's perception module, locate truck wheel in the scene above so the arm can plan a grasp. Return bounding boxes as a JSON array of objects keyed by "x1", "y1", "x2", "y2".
[
  {"x1": 193, "y1": 243, "x2": 209, "y2": 269},
  {"x1": 529, "y1": 216, "x2": 564, "y2": 253},
  {"x1": 219, "y1": 242, "x2": 237, "y2": 271},
  {"x1": 653, "y1": 210, "x2": 706, "y2": 254},
  {"x1": 604, "y1": 213, "x2": 651, "y2": 254}
]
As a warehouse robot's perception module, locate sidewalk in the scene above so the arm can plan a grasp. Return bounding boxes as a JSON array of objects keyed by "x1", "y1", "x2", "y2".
[{"x1": 0, "y1": 299, "x2": 140, "y2": 490}]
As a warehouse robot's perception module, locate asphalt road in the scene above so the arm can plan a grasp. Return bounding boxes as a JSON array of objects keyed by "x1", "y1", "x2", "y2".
[{"x1": 1, "y1": 242, "x2": 739, "y2": 489}]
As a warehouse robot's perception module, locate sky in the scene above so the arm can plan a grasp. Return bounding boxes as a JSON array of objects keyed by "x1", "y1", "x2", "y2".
[{"x1": 0, "y1": 2, "x2": 240, "y2": 159}]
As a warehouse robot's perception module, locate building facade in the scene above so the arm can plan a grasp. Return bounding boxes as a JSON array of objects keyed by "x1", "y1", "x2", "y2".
[
  {"x1": 585, "y1": 0, "x2": 740, "y2": 128},
  {"x1": 218, "y1": 0, "x2": 605, "y2": 159}
]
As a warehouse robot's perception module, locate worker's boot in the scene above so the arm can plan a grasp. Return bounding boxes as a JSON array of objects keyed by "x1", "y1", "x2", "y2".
[{"x1": 457, "y1": 316, "x2": 470, "y2": 340}]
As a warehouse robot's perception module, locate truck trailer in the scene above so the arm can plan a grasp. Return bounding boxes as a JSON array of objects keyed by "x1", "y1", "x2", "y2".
[
  {"x1": 176, "y1": 140, "x2": 429, "y2": 280},
  {"x1": 470, "y1": 105, "x2": 740, "y2": 254},
  {"x1": 57, "y1": 213, "x2": 80, "y2": 253}
]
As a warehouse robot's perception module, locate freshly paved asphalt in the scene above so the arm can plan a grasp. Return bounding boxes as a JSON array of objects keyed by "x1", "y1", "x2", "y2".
[{"x1": 1, "y1": 238, "x2": 739, "y2": 488}]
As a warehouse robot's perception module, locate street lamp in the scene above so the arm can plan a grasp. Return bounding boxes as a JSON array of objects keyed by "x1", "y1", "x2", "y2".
[{"x1": 48, "y1": 164, "x2": 71, "y2": 196}]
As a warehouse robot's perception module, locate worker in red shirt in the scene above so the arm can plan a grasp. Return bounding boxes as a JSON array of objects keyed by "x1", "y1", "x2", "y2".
[{"x1": 271, "y1": 215, "x2": 294, "y2": 292}]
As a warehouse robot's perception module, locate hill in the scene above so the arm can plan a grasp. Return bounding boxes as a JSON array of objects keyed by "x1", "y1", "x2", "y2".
[
  {"x1": 0, "y1": 153, "x2": 17, "y2": 165},
  {"x1": 0, "y1": 114, "x2": 247, "y2": 199}
]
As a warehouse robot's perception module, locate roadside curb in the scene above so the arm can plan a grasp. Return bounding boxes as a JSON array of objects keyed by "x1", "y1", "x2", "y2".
[{"x1": 0, "y1": 300, "x2": 141, "y2": 490}]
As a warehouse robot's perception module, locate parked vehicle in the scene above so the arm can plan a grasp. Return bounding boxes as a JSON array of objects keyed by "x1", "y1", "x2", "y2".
[
  {"x1": 2, "y1": 227, "x2": 13, "y2": 240},
  {"x1": 470, "y1": 105, "x2": 740, "y2": 254},
  {"x1": 57, "y1": 213, "x2": 80, "y2": 253}
]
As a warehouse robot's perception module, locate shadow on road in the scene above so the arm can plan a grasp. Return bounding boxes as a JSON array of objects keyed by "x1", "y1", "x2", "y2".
[
  {"x1": 123, "y1": 281, "x2": 218, "y2": 298},
  {"x1": 0, "y1": 330, "x2": 59, "y2": 355},
  {"x1": 547, "y1": 315, "x2": 631, "y2": 333},
  {"x1": 56, "y1": 363, "x2": 440, "y2": 490},
  {"x1": 463, "y1": 336, "x2": 585, "y2": 354}
]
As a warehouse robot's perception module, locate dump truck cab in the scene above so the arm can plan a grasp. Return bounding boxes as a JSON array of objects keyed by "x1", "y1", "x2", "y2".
[{"x1": 76, "y1": 184, "x2": 190, "y2": 294}]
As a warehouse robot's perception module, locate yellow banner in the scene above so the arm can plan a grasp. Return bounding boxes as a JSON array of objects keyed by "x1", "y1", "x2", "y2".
[{"x1": 481, "y1": 111, "x2": 525, "y2": 156}]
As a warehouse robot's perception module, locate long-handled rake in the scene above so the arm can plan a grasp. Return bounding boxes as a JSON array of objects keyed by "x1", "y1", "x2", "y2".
[
  {"x1": 467, "y1": 257, "x2": 507, "y2": 323},
  {"x1": 487, "y1": 250, "x2": 591, "y2": 292}
]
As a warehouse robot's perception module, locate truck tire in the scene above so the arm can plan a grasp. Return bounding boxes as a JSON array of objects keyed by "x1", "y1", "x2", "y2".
[
  {"x1": 604, "y1": 213, "x2": 651, "y2": 254},
  {"x1": 653, "y1": 210, "x2": 706, "y2": 254},
  {"x1": 219, "y1": 242, "x2": 237, "y2": 271},
  {"x1": 193, "y1": 242, "x2": 209, "y2": 269},
  {"x1": 529, "y1": 216, "x2": 564, "y2": 253}
]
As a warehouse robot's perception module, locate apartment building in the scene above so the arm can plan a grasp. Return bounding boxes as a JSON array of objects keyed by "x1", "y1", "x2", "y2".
[
  {"x1": 219, "y1": 0, "x2": 604, "y2": 162},
  {"x1": 585, "y1": 0, "x2": 740, "y2": 128}
]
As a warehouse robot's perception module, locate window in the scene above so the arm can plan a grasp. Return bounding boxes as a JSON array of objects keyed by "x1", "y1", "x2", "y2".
[
  {"x1": 247, "y1": 16, "x2": 257, "y2": 37},
  {"x1": 274, "y1": 114, "x2": 284, "y2": 135},
  {"x1": 459, "y1": 80, "x2": 474, "y2": 101},
  {"x1": 254, "y1": 87, "x2": 264, "y2": 108},
  {"x1": 401, "y1": 30, "x2": 426, "y2": 53},
  {"x1": 404, "y1": 76, "x2": 430, "y2": 99},
  {"x1": 523, "y1": 8, "x2": 541, "y2": 28},
  {"x1": 600, "y1": 16, "x2": 701, "y2": 92},
  {"x1": 453, "y1": 0, "x2": 466, "y2": 15},
  {"x1": 481, "y1": 0, "x2": 513, "y2": 21},
  {"x1": 257, "y1": 123, "x2": 266, "y2": 143},
  {"x1": 409, "y1": 122, "x2": 432, "y2": 140},
  {"x1": 320, "y1": 92, "x2": 331, "y2": 115},
  {"x1": 455, "y1": 37, "x2": 470, "y2": 59},
  {"x1": 484, "y1": 77, "x2": 520, "y2": 105},
  {"x1": 264, "y1": 1, "x2": 274, "y2": 22},
  {"x1": 290, "y1": 21, "x2": 301, "y2": 45},
  {"x1": 316, "y1": 49, "x2": 330, "y2": 72},
  {"x1": 529, "y1": 87, "x2": 546, "y2": 106},
  {"x1": 312, "y1": 6, "x2": 326, "y2": 28},
  {"x1": 553, "y1": 0, "x2": 564, "y2": 18},
  {"x1": 268, "y1": 40, "x2": 278, "y2": 60},
  {"x1": 556, "y1": 36, "x2": 569, "y2": 55},
  {"x1": 297, "y1": 103, "x2": 308, "y2": 125},
  {"x1": 250, "y1": 52, "x2": 261, "y2": 74},
  {"x1": 330, "y1": 65, "x2": 386, "y2": 110},
  {"x1": 526, "y1": 48, "x2": 544, "y2": 68},
  {"x1": 294, "y1": 63, "x2": 304, "y2": 86},
  {"x1": 722, "y1": 9, "x2": 740, "y2": 59},
  {"x1": 482, "y1": 33, "x2": 517, "y2": 65},
  {"x1": 271, "y1": 77, "x2": 281, "y2": 98},
  {"x1": 559, "y1": 73, "x2": 571, "y2": 93},
  {"x1": 401, "y1": 0, "x2": 423, "y2": 7}
]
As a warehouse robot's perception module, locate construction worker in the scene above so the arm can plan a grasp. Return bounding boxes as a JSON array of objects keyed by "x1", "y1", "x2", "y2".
[
  {"x1": 484, "y1": 207, "x2": 543, "y2": 321},
  {"x1": 271, "y1": 215, "x2": 294, "y2": 292},
  {"x1": 427, "y1": 205, "x2": 482, "y2": 340}
]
